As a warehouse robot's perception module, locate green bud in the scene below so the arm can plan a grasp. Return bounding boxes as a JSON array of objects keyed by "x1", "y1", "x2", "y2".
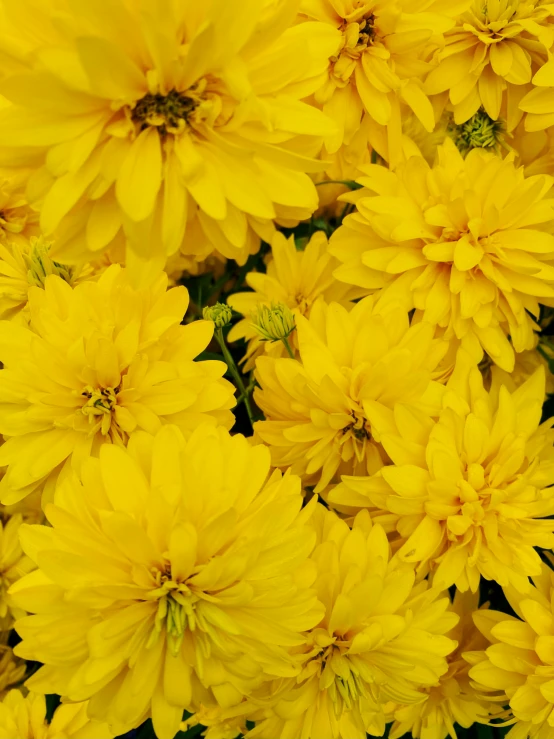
[
  {"x1": 203, "y1": 302, "x2": 232, "y2": 328},
  {"x1": 252, "y1": 303, "x2": 296, "y2": 343},
  {"x1": 448, "y1": 109, "x2": 506, "y2": 157},
  {"x1": 25, "y1": 237, "x2": 73, "y2": 288}
]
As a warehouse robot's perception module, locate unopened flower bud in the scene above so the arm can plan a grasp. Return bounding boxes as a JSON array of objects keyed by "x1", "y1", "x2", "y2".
[
  {"x1": 203, "y1": 303, "x2": 232, "y2": 329},
  {"x1": 252, "y1": 303, "x2": 296, "y2": 343},
  {"x1": 448, "y1": 109, "x2": 506, "y2": 156}
]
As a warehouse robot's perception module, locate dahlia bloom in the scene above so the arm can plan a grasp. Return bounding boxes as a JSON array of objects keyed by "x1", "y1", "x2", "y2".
[
  {"x1": 0, "y1": 0, "x2": 338, "y2": 282},
  {"x1": 0, "y1": 264, "x2": 235, "y2": 505},
  {"x1": 468, "y1": 562, "x2": 554, "y2": 739},
  {"x1": 389, "y1": 591, "x2": 498, "y2": 739},
  {"x1": 11, "y1": 425, "x2": 323, "y2": 738},
  {"x1": 0, "y1": 236, "x2": 107, "y2": 321},
  {"x1": 0, "y1": 690, "x2": 112, "y2": 739},
  {"x1": 425, "y1": 0, "x2": 554, "y2": 128},
  {"x1": 329, "y1": 140, "x2": 554, "y2": 372},
  {"x1": 245, "y1": 506, "x2": 458, "y2": 739},
  {"x1": 298, "y1": 0, "x2": 461, "y2": 166},
  {"x1": 227, "y1": 231, "x2": 366, "y2": 370},
  {"x1": 253, "y1": 297, "x2": 447, "y2": 492},
  {"x1": 331, "y1": 360, "x2": 554, "y2": 593}
]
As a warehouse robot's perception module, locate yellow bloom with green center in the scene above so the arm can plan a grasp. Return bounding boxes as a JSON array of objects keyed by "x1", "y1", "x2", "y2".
[
  {"x1": 228, "y1": 231, "x2": 366, "y2": 370},
  {"x1": 10, "y1": 425, "x2": 323, "y2": 739},
  {"x1": 332, "y1": 359, "x2": 554, "y2": 593},
  {"x1": 389, "y1": 591, "x2": 500, "y2": 739},
  {"x1": 425, "y1": 0, "x2": 554, "y2": 128},
  {"x1": 253, "y1": 296, "x2": 447, "y2": 492},
  {"x1": 0, "y1": 264, "x2": 235, "y2": 506},
  {"x1": 298, "y1": 0, "x2": 463, "y2": 166},
  {"x1": 0, "y1": 690, "x2": 112, "y2": 739},
  {"x1": 0, "y1": 236, "x2": 108, "y2": 322},
  {"x1": 330, "y1": 140, "x2": 554, "y2": 372},
  {"x1": 0, "y1": 0, "x2": 338, "y2": 283},
  {"x1": 243, "y1": 506, "x2": 458, "y2": 739},
  {"x1": 468, "y1": 562, "x2": 554, "y2": 739}
]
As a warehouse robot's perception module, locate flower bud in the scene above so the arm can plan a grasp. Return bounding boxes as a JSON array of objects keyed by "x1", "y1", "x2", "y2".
[
  {"x1": 448, "y1": 109, "x2": 506, "y2": 156},
  {"x1": 252, "y1": 303, "x2": 296, "y2": 342},
  {"x1": 203, "y1": 302, "x2": 232, "y2": 329}
]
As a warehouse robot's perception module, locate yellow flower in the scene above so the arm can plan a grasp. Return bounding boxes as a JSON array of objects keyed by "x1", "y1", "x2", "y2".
[
  {"x1": 0, "y1": 235, "x2": 108, "y2": 321},
  {"x1": 244, "y1": 506, "x2": 458, "y2": 739},
  {"x1": 227, "y1": 231, "x2": 366, "y2": 370},
  {"x1": 389, "y1": 591, "x2": 499, "y2": 739},
  {"x1": 0, "y1": 690, "x2": 112, "y2": 739},
  {"x1": 0, "y1": 634, "x2": 25, "y2": 697},
  {"x1": 332, "y1": 360, "x2": 554, "y2": 593},
  {"x1": 468, "y1": 562, "x2": 554, "y2": 739},
  {"x1": 425, "y1": 1, "x2": 554, "y2": 128},
  {"x1": 299, "y1": 0, "x2": 461, "y2": 165},
  {"x1": 0, "y1": 0, "x2": 338, "y2": 282},
  {"x1": 253, "y1": 297, "x2": 447, "y2": 492},
  {"x1": 0, "y1": 264, "x2": 235, "y2": 505},
  {"x1": 11, "y1": 424, "x2": 323, "y2": 738},
  {"x1": 330, "y1": 140, "x2": 554, "y2": 372},
  {"x1": 0, "y1": 512, "x2": 35, "y2": 629}
]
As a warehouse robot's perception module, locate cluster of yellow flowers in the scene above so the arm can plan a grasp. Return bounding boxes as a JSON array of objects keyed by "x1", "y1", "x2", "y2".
[{"x1": 0, "y1": 1, "x2": 553, "y2": 739}]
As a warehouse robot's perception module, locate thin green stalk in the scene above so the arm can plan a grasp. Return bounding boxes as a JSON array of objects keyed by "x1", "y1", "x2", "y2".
[
  {"x1": 214, "y1": 328, "x2": 256, "y2": 429},
  {"x1": 282, "y1": 336, "x2": 295, "y2": 359}
]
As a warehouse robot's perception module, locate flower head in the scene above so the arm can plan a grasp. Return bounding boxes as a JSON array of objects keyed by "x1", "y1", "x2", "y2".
[
  {"x1": 332, "y1": 360, "x2": 554, "y2": 593},
  {"x1": 0, "y1": 264, "x2": 235, "y2": 505},
  {"x1": 244, "y1": 506, "x2": 458, "y2": 739},
  {"x1": 299, "y1": 0, "x2": 461, "y2": 165},
  {"x1": 448, "y1": 109, "x2": 507, "y2": 156},
  {"x1": 11, "y1": 424, "x2": 323, "y2": 738},
  {"x1": 0, "y1": 690, "x2": 112, "y2": 739},
  {"x1": 227, "y1": 231, "x2": 366, "y2": 370},
  {"x1": 389, "y1": 591, "x2": 499, "y2": 739},
  {"x1": 425, "y1": 0, "x2": 554, "y2": 127},
  {"x1": 468, "y1": 562, "x2": 554, "y2": 739},
  {"x1": 0, "y1": 0, "x2": 338, "y2": 281},
  {"x1": 330, "y1": 140, "x2": 554, "y2": 372},
  {"x1": 0, "y1": 236, "x2": 107, "y2": 322},
  {"x1": 254, "y1": 297, "x2": 447, "y2": 492}
]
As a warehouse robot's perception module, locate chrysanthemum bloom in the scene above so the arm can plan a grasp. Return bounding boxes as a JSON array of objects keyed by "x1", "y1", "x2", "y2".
[
  {"x1": 10, "y1": 425, "x2": 323, "y2": 738},
  {"x1": 331, "y1": 360, "x2": 554, "y2": 593},
  {"x1": 253, "y1": 296, "x2": 447, "y2": 492},
  {"x1": 0, "y1": 264, "x2": 235, "y2": 505},
  {"x1": 0, "y1": 513, "x2": 35, "y2": 629},
  {"x1": 227, "y1": 232, "x2": 366, "y2": 370},
  {"x1": 243, "y1": 506, "x2": 458, "y2": 739},
  {"x1": 0, "y1": 690, "x2": 112, "y2": 739},
  {"x1": 389, "y1": 591, "x2": 499, "y2": 739},
  {"x1": 0, "y1": 235, "x2": 108, "y2": 321},
  {"x1": 0, "y1": 0, "x2": 338, "y2": 282},
  {"x1": 425, "y1": 1, "x2": 554, "y2": 128},
  {"x1": 298, "y1": 0, "x2": 461, "y2": 166},
  {"x1": 329, "y1": 140, "x2": 554, "y2": 372},
  {"x1": 467, "y1": 562, "x2": 554, "y2": 739}
]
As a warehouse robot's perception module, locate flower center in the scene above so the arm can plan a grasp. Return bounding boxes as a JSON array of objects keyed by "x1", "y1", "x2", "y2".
[
  {"x1": 130, "y1": 84, "x2": 205, "y2": 136},
  {"x1": 26, "y1": 238, "x2": 73, "y2": 288},
  {"x1": 81, "y1": 385, "x2": 120, "y2": 437},
  {"x1": 147, "y1": 569, "x2": 200, "y2": 656},
  {"x1": 0, "y1": 208, "x2": 26, "y2": 236},
  {"x1": 343, "y1": 410, "x2": 371, "y2": 442},
  {"x1": 448, "y1": 109, "x2": 506, "y2": 155},
  {"x1": 329, "y1": 13, "x2": 376, "y2": 85}
]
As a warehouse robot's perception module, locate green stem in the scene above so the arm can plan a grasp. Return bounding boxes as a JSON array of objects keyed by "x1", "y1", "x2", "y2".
[
  {"x1": 215, "y1": 328, "x2": 256, "y2": 429},
  {"x1": 282, "y1": 336, "x2": 295, "y2": 359},
  {"x1": 371, "y1": 149, "x2": 378, "y2": 164}
]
